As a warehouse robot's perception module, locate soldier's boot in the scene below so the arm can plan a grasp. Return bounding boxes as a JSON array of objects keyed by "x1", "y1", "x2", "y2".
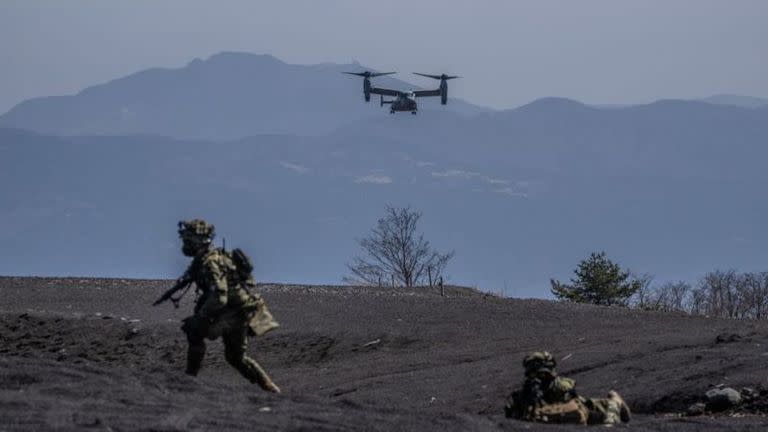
[
  {"x1": 241, "y1": 357, "x2": 281, "y2": 393},
  {"x1": 591, "y1": 391, "x2": 631, "y2": 425},
  {"x1": 608, "y1": 390, "x2": 631, "y2": 423},
  {"x1": 185, "y1": 342, "x2": 206, "y2": 376},
  {"x1": 585, "y1": 396, "x2": 623, "y2": 425}
]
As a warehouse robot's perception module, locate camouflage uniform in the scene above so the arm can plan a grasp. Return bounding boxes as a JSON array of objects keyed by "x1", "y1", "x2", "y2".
[
  {"x1": 177, "y1": 219, "x2": 280, "y2": 393},
  {"x1": 504, "y1": 351, "x2": 630, "y2": 425}
]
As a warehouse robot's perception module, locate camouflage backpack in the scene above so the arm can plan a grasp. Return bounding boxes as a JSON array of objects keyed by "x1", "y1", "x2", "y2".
[
  {"x1": 228, "y1": 248, "x2": 255, "y2": 286},
  {"x1": 535, "y1": 399, "x2": 589, "y2": 425},
  {"x1": 226, "y1": 248, "x2": 280, "y2": 336}
]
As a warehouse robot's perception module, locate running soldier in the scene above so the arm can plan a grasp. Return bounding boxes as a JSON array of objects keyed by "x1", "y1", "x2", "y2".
[{"x1": 155, "y1": 219, "x2": 281, "y2": 393}]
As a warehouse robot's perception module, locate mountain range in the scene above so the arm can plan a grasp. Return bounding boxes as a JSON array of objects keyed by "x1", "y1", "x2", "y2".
[
  {"x1": 1, "y1": 52, "x2": 766, "y2": 296},
  {"x1": 699, "y1": 94, "x2": 768, "y2": 109},
  {"x1": 0, "y1": 52, "x2": 486, "y2": 139}
]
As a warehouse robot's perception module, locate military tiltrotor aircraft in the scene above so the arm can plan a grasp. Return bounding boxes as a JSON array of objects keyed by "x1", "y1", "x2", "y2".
[{"x1": 342, "y1": 71, "x2": 460, "y2": 114}]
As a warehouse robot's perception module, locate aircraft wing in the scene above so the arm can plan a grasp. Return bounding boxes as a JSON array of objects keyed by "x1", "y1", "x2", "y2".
[
  {"x1": 370, "y1": 87, "x2": 401, "y2": 97},
  {"x1": 413, "y1": 89, "x2": 441, "y2": 98}
]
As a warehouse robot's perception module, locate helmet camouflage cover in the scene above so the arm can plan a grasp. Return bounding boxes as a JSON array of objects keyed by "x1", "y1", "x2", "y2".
[
  {"x1": 178, "y1": 219, "x2": 215, "y2": 243},
  {"x1": 523, "y1": 351, "x2": 557, "y2": 377}
]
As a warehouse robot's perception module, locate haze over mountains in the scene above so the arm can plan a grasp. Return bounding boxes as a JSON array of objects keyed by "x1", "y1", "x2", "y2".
[
  {"x1": 0, "y1": 52, "x2": 486, "y2": 139},
  {"x1": 699, "y1": 94, "x2": 768, "y2": 109},
  {"x1": 1, "y1": 52, "x2": 766, "y2": 296}
]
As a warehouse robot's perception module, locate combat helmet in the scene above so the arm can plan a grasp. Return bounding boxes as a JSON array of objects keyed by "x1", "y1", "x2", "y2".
[
  {"x1": 178, "y1": 219, "x2": 215, "y2": 255},
  {"x1": 523, "y1": 351, "x2": 557, "y2": 378}
]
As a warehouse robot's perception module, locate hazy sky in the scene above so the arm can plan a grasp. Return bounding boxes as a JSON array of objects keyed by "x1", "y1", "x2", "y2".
[{"x1": 3, "y1": 0, "x2": 767, "y2": 112}]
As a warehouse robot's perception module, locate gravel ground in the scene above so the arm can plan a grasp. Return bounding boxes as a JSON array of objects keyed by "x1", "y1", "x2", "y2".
[{"x1": 1, "y1": 276, "x2": 767, "y2": 431}]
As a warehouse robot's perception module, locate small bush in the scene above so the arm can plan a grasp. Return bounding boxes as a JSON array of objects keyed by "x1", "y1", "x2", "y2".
[{"x1": 551, "y1": 251, "x2": 641, "y2": 306}]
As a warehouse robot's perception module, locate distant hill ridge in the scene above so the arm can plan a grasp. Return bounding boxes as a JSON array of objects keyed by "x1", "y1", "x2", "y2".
[
  {"x1": 2, "y1": 92, "x2": 767, "y2": 292},
  {"x1": 2, "y1": 51, "x2": 765, "y2": 140},
  {"x1": 699, "y1": 94, "x2": 768, "y2": 108},
  {"x1": 0, "y1": 52, "x2": 488, "y2": 139}
]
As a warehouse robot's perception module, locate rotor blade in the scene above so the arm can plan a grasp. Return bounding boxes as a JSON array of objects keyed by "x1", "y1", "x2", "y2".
[
  {"x1": 413, "y1": 72, "x2": 461, "y2": 80},
  {"x1": 413, "y1": 72, "x2": 443, "y2": 80},
  {"x1": 343, "y1": 71, "x2": 396, "y2": 78}
]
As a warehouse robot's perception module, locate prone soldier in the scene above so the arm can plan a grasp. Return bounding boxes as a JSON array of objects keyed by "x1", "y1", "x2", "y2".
[{"x1": 504, "y1": 351, "x2": 631, "y2": 425}]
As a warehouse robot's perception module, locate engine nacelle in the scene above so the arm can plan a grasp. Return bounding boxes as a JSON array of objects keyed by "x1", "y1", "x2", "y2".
[
  {"x1": 440, "y1": 79, "x2": 448, "y2": 105},
  {"x1": 364, "y1": 78, "x2": 371, "y2": 102}
]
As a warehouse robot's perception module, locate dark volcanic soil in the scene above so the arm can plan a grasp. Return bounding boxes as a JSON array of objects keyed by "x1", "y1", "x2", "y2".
[{"x1": 1, "y1": 276, "x2": 767, "y2": 431}]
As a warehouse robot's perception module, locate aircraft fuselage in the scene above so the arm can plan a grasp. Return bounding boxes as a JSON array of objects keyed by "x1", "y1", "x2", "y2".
[{"x1": 390, "y1": 91, "x2": 417, "y2": 114}]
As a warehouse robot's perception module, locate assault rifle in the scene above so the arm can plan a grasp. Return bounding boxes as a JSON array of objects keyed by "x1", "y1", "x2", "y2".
[
  {"x1": 504, "y1": 377, "x2": 546, "y2": 420},
  {"x1": 152, "y1": 275, "x2": 193, "y2": 308},
  {"x1": 521, "y1": 377, "x2": 546, "y2": 421}
]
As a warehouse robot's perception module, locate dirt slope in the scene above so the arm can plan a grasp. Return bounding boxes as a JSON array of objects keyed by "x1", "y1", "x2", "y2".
[{"x1": 1, "y1": 276, "x2": 767, "y2": 431}]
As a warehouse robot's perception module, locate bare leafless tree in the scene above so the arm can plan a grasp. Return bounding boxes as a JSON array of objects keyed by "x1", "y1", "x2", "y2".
[
  {"x1": 651, "y1": 281, "x2": 691, "y2": 312},
  {"x1": 737, "y1": 272, "x2": 768, "y2": 319},
  {"x1": 346, "y1": 206, "x2": 454, "y2": 288},
  {"x1": 687, "y1": 285, "x2": 709, "y2": 316},
  {"x1": 700, "y1": 269, "x2": 740, "y2": 318},
  {"x1": 636, "y1": 270, "x2": 768, "y2": 320},
  {"x1": 631, "y1": 276, "x2": 691, "y2": 313},
  {"x1": 629, "y1": 273, "x2": 655, "y2": 309}
]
